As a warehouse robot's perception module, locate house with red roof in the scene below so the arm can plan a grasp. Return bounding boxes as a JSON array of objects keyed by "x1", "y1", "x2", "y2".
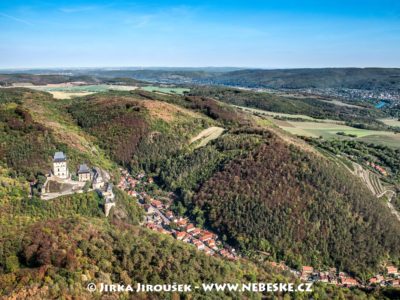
[
  {"x1": 151, "y1": 199, "x2": 163, "y2": 209},
  {"x1": 199, "y1": 233, "x2": 213, "y2": 242},
  {"x1": 386, "y1": 266, "x2": 398, "y2": 276},
  {"x1": 177, "y1": 218, "x2": 188, "y2": 228},
  {"x1": 369, "y1": 277, "x2": 379, "y2": 285},
  {"x1": 174, "y1": 231, "x2": 186, "y2": 240},
  {"x1": 192, "y1": 239, "x2": 205, "y2": 250},
  {"x1": 186, "y1": 223, "x2": 195, "y2": 232},
  {"x1": 190, "y1": 228, "x2": 201, "y2": 236},
  {"x1": 340, "y1": 277, "x2": 358, "y2": 287},
  {"x1": 206, "y1": 239, "x2": 217, "y2": 249},
  {"x1": 301, "y1": 266, "x2": 314, "y2": 274},
  {"x1": 182, "y1": 235, "x2": 191, "y2": 243}
]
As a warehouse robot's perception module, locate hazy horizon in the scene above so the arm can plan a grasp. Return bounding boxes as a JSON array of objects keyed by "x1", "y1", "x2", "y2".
[{"x1": 2, "y1": 66, "x2": 400, "y2": 71}]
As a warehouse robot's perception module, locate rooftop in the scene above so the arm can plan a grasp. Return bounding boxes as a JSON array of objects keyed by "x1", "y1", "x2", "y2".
[
  {"x1": 53, "y1": 151, "x2": 66, "y2": 162},
  {"x1": 78, "y1": 164, "x2": 91, "y2": 174}
]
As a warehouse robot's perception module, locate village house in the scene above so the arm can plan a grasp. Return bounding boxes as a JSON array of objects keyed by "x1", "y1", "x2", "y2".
[
  {"x1": 190, "y1": 228, "x2": 201, "y2": 236},
  {"x1": 219, "y1": 249, "x2": 235, "y2": 260},
  {"x1": 77, "y1": 164, "x2": 92, "y2": 182},
  {"x1": 386, "y1": 266, "x2": 398, "y2": 276},
  {"x1": 53, "y1": 152, "x2": 69, "y2": 179},
  {"x1": 301, "y1": 266, "x2": 314, "y2": 280},
  {"x1": 369, "y1": 277, "x2": 379, "y2": 285},
  {"x1": 340, "y1": 277, "x2": 358, "y2": 287},
  {"x1": 151, "y1": 199, "x2": 163, "y2": 209},
  {"x1": 199, "y1": 232, "x2": 214, "y2": 242},
  {"x1": 174, "y1": 231, "x2": 186, "y2": 241},
  {"x1": 192, "y1": 239, "x2": 205, "y2": 250},
  {"x1": 182, "y1": 235, "x2": 191, "y2": 243},
  {"x1": 206, "y1": 239, "x2": 217, "y2": 250},
  {"x1": 176, "y1": 218, "x2": 188, "y2": 228},
  {"x1": 301, "y1": 266, "x2": 314, "y2": 275},
  {"x1": 185, "y1": 223, "x2": 195, "y2": 233}
]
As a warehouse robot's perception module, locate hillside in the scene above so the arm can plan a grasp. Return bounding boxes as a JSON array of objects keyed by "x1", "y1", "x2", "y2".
[
  {"x1": 188, "y1": 86, "x2": 387, "y2": 127},
  {"x1": 67, "y1": 90, "x2": 250, "y2": 171},
  {"x1": 0, "y1": 88, "x2": 286, "y2": 299},
  {"x1": 0, "y1": 168, "x2": 297, "y2": 299},
  {"x1": 63, "y1": 67, "x2": 400, "y2": 91},
  {"x1": 212, "y1": 68, "x2": 400, "y2": 91},
  {"x1": 64, "y1": 88, "x2": 398, "y2": 278},
  {"x1": 0, "y1": 87, "x2": 399, "y2": 298},
  {"x1": 5, "y1": 68, "x2": 400, "y2": 91},
  {"x1": 0, "y1": 74, "x2": 98, "y2": 86}
]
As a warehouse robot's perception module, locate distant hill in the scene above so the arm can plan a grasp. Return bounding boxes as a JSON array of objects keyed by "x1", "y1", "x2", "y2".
[
  {"x1": 3, "y1": 67, "x2": 400, "y2": 91},
  {"x1": 213, "y1": 68, "x2": 400, "y2": 90}
]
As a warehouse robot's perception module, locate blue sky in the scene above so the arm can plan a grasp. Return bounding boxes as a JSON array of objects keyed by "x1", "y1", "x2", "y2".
[{"x1": 0, "y1": 0, "x2": 399, "y2": 68}]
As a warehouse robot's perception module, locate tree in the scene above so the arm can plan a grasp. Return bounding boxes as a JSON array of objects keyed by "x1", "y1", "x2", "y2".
[{"x1": 5, "y1": 255, "x2": 19, "y2": 273}]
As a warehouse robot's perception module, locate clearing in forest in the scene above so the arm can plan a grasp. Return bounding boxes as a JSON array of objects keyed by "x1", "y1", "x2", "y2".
[{"x1": 190, "y1": 126, "x2": 225, "y2": 148}]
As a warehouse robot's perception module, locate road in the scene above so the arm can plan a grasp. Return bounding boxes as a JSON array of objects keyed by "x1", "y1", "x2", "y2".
[{"x1": 153, "y1": 207, "x2": 171, "y2": 225}]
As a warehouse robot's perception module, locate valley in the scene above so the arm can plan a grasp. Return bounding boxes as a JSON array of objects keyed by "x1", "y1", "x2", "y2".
[{"x1": 0, "y1": 74, "x2": 399, "y2": 299}]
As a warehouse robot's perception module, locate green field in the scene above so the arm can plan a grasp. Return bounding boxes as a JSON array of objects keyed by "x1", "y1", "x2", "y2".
[
  {"x1": 30, "y1": 84, "x2": 137, "y2": 92},
  {"x1": 140, "y1": 86, "x2": 190, "y2": 95},
  {"x1": 275, "y1": 120, "x2": 400, "y2": 148},
  {"x1": 235, "y1": 105, "x2": 343, "y2": 123}
]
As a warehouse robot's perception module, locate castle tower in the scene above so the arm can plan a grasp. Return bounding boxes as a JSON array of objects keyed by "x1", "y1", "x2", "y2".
[{"x1": 53, "y1": 152, "x2": 69, "y2": 179}]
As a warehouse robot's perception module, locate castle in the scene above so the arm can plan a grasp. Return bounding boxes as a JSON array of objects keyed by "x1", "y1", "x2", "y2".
[
  {"x1": 49, "y1": 151, "x2": 115, "y2": 216},
  {"x1": 53, "y1": 151, "x2": 69, "y2": 179},
  {"x1": 77, "y1": 164, "x2": 92, "y2": 182}
]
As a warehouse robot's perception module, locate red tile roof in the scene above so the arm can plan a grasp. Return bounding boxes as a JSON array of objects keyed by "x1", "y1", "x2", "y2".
[{"x1": 302, "y1": 266, "x2": 314, "y2": 273}]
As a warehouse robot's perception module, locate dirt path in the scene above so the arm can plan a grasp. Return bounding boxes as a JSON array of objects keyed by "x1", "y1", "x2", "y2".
[
  {"x1": 190, "y1": 127, "x2": 225, "y2": 148},
  {"x1": 351, "y1": 162, "x2": 399, "y2": 221}
]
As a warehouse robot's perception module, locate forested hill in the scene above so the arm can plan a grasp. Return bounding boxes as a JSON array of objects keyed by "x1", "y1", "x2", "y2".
[
  {"x1": 0, "y1": 88, "x2": 302, "y2": 299},
  {"x1": 212, "y1": 68, "x2": 400, "y2": 90},
  {"x1": 3, "y1": 67, "x2": 400, "y2": 90},
  {"x1": 157, "y1": 127, "x2": 400, "y2": 279},
  {"x1": 65, "y1": 88, "x2": 398, "y2": 279},
  {"x1": 0, "y1": 87, "x2": 399, "y2": 298}
]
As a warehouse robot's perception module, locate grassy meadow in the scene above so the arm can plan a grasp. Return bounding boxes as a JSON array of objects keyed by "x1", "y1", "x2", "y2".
[
  {"x1": 273, "y1": 120, "x2": 400, "y2": 148},
  {"x1": 140, "y1": 86, "x2": 190, "y2": 95}
]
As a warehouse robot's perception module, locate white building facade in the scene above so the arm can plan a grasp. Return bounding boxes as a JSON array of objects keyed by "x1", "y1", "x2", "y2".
[{"x1": 53, "y1": 152, "x2": 69, "y2": 179}]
